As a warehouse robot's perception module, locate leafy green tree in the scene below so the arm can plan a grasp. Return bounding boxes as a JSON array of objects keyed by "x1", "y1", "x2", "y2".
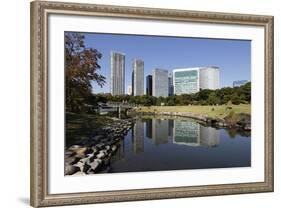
[
  {"x1": 143, "y1": 95, "x2": 155, "y2": 106},
  {"x1": 207, "y1": 92, "x2": 220, "y2": 105},
  {"x1": 128, "y1": 96, "x2": 136, "y2": 104},
  {"x1": 65, "y1": 32, "x2": 105, "y2": 112},
  {"x1": 240, "y1": 82, "x2": 251, "y2": 103},
  {"x1": 198, "y1": 89, "x2": 212, "y2": 101},
  {"x1": 166, "y1": 96, "x2": 176, "y2": 106},
  {"x1": 239, "y1": 94, "x2": 247, "y2": 104},
  {"x1": 231, "y1": 93, "x2": 241, "y2": 105}
]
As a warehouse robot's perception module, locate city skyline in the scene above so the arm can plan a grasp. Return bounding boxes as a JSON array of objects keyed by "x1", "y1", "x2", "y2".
[{"x1": 82, "y1": 32, "x2": 251, "y2": 94}]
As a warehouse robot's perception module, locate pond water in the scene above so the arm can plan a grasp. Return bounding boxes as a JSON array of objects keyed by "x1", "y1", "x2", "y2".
[{"x1": 108, "y1": 116, "x2": 251, "y2": 173}]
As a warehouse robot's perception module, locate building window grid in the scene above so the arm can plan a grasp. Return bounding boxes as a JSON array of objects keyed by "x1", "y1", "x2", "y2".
[{"x1": 174, "y1": 70, "x2": 199, "y2": 95}]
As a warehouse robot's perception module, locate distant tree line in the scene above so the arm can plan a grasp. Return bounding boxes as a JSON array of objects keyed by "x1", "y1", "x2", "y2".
[{"x1": 90, "y1": 82, "x2": 251, "y2": 107}]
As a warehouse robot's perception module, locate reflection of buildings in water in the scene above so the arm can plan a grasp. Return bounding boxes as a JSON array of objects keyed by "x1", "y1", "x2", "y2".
[
  {"x1": 111, "y1": 138, "x2": 124, "y2": 162},
  {"x1": 173, "y1": 120, "x2": 220, "y2": 147},
  {"x1": 168, "y1": 119, "x2": 174, "y2": 137},
  {"x1": 152, "y1": 119, "x2": 169, "y2": 145},
  {"x1": 173, "y1": 120, "x2": 200, "y2": 146},
  {"x1": 145, "y1": 119, "x2": 152, "y2": 139},
  {"x1": 132, "y1": 120, "x2": 144, "y2": 154},
  {"x1": 200, "y1": 126, "x2": 220, "y2": 147}
]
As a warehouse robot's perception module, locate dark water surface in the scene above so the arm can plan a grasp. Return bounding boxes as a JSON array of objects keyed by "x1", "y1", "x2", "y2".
[{"x1": 108, "y1": 116, "x2": 251, "y2": 173}]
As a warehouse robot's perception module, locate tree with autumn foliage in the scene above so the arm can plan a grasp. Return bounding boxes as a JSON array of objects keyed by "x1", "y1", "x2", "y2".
[{"x1": 65, "y1": 32, "x2": 105, "y2": 112}]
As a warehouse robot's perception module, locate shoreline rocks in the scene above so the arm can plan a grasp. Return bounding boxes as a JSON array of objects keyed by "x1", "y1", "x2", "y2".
[{"x1": 65, "y1": 118, "x2": 134, "y2": 175}]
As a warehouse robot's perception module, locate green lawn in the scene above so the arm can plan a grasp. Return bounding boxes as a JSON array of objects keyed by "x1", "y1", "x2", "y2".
[{"x1": 135, "y1": 104, "x2": 251, "y2": 119}]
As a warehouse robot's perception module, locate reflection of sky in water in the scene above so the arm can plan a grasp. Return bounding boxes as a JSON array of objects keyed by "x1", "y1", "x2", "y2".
[{"x1": 109, "y1": 117, "x2": 251, "y2": 173}]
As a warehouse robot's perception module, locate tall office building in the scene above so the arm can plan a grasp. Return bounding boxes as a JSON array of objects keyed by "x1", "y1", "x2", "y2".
[
  {"x1": 146, "y1": 75, "x2": 152, "y2": 96},
  {"x1": 127, "y1": 85, "x2": 132, "y2": 95},
  {"x1": 132, "y1": 59, "x2": 144, "y2": 96},
  {"x1": 233, "y1": 80, "x2": 248, "y2": 87},
  {"x1": 110, "y1": 51, "x2": 125, "y2": 96},
  {"x1": 173, "y1": 66, "x2": 220, "y2": 95},
  {"x1": 168, "y1": 72, "x2": 174, "y2": 96},
  {"x1": 200, "y1": 67, "x2": 220, "y2": 90},
  {"x1": 152, "y1": 68, "x2": 169, "y2": 97},
  {"x1": 132, "y1": 69, "x2": 134, "y2": 96}
]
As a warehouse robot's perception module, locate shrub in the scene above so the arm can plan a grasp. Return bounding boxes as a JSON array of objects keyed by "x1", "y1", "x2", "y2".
[{"x1": 224, "y1": 110, "x2": 240, "y2": 126}]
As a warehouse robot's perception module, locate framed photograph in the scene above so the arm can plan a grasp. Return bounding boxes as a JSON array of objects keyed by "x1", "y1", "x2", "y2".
[{"x1": 30, "y1": 1, "x2": 274, "y2": 207}]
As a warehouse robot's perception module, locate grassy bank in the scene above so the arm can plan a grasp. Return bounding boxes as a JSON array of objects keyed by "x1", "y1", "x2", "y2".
[
  {"x1": 66, "y1": 112, "x2": 113, "y2": 132},
  {"x1": 66, "y1": 112, "x2": 115, "y2": 147},
  {"x1": 134, "y1": 104, "x2": 250, "y2": 119}
]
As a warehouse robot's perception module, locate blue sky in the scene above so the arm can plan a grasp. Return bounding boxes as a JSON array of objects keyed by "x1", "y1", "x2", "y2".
[{"x1": 81, "y1": 32, "x2": 251, "y2": 94}]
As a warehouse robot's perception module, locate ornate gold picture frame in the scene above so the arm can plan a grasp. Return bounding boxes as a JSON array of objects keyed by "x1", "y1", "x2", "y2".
[{"x1": 30, "y1": 1, "x2": 273, "y2": 207}]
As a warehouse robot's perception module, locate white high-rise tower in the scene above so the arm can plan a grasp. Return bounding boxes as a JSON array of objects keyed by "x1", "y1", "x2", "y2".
[{"x1": 110, "y1": 51, "x2": 125, "y2": 95}]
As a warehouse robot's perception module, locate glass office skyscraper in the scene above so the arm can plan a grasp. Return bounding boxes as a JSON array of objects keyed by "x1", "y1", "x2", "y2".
[
  {"x1": 110, "y1": 51, "x2": 125, "y2": 96},
  {"x1": 173, "y1": 69, "x2": 199, "y2": 95},
  {"x1": 173, "y1": 66, "x2": 219, "y2": 95},
  {"x1": 146, "y1": 75, "x2": 152, "y2": 96},
  {"x1": 168, "y1": 72, "x2": 174, "y2": 96},
  {"x1": 199, "y1": 66, "x2": 220, "y2": 90},
  {"x1": 233, "y1": 80, "x2": 248, "y2": 87},
  {"x1": 152, "y1": 68, "x2": 169, "y2": 97},
  {"x1": 132, "y1": 59, "x2": 144, "y2": 96}
]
